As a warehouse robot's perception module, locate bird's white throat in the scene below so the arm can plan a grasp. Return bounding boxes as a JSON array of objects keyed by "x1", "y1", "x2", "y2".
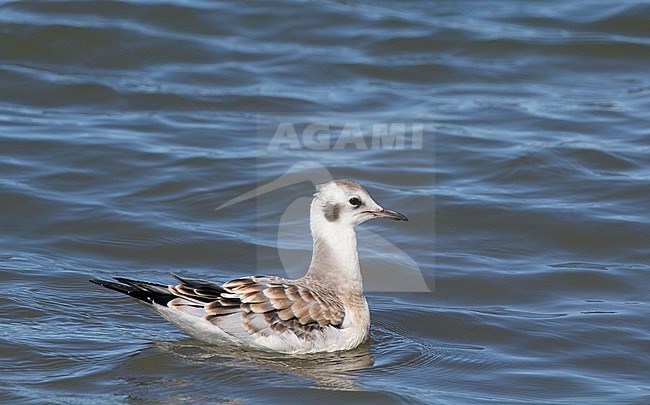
[{"x1": 302, "y1": 199, "x2": 363, "y2": 293}]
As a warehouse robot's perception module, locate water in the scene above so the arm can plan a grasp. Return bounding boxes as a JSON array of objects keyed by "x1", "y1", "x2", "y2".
[{"x1": 1, "y1": 0, "x2": 649, "y2": 403}]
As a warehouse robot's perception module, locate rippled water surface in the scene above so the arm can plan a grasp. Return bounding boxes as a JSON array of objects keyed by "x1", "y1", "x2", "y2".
[{"x1": 1, "y1": 1, "x2": 649, "y2": 403}]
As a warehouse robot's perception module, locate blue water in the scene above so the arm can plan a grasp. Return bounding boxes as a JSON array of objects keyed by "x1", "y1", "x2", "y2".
[{"x1": 1, "y1": 1, "x2": 649, "y2": 403}]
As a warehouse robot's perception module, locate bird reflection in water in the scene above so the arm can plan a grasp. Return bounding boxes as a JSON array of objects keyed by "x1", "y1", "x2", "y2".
[{"x1": 145, "y1": 338, "x2": 375, "y2": 391}]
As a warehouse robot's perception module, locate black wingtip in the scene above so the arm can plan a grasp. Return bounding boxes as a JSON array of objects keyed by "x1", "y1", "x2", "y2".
[
  {"x1": 89, "y1": 276, "x2": 175, "y2": 305},
  {"x1": 169, "y1": 272, "x2": 226, "y2": 292},
  {"x1": 89, "y1": 278, "x2": 134, "y2": 295}
]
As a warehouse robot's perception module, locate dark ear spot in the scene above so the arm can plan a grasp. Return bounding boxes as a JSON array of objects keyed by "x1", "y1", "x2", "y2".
[{"x1": 323, "y1": 203, "x2": 340, "y2": 222}]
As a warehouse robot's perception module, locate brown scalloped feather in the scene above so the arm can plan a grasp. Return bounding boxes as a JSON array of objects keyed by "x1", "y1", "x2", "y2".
[{"x1": 169, "y1": 275, "x2": 345, "y2": 339}]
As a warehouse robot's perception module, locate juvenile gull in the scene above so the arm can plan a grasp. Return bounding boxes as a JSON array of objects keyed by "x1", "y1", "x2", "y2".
[{"x1": 90, "y1": 179, "x2": 407, "y2": 354}]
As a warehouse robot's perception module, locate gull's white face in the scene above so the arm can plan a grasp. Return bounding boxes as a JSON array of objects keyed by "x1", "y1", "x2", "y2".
[{"x1": 314, "y1": 180, "x2": 408, "y2": 227}]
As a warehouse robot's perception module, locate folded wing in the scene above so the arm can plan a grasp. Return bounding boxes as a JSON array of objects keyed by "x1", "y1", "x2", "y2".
[{"x1": 92, "y1": 274, "x2": 346, "y2": 343}]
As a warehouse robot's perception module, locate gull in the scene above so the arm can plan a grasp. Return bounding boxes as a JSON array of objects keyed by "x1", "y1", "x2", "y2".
[{"x1": 90, "y1": 179, "x2": 407, "y2": 354}]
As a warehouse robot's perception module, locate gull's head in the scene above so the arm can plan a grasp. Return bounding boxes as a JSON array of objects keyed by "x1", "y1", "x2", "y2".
[{"x1": 312, "y1": 179, "x2": 408, "y2": 227}]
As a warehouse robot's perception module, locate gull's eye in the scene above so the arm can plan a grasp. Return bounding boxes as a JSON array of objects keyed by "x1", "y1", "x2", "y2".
[{"x1": 349, "y1": 197, "x2": 362, "y2": 207}]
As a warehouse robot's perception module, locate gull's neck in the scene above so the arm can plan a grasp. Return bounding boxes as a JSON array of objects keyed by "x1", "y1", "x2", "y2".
[{"x1": 302, "y1": 201, "x2": 363, "y2": 295}]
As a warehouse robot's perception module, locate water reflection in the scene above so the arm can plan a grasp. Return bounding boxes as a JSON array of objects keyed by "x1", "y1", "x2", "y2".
[{"x1": 146, "y1": 339, "x2": 374, "y2": 391}]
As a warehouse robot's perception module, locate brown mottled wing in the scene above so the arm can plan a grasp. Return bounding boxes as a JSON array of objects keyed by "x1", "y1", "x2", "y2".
[
  {"x1": 204, "y1": 276, "x2": 346, "y2": 339},
  {"x1": 166, "y1": 274, "x2": 241, "y2": 315}
]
